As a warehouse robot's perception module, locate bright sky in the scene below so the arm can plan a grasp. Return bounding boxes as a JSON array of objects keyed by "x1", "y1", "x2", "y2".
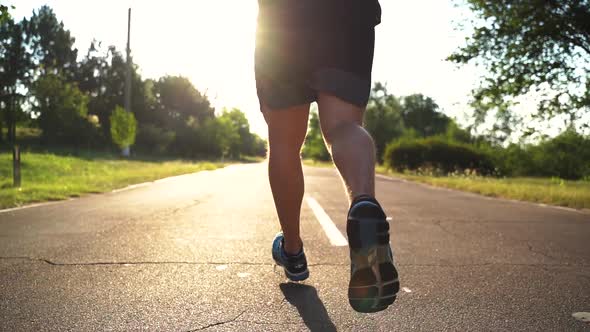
[{"x1": 9, "y1": 0, "x2": 480, "y2": 138}]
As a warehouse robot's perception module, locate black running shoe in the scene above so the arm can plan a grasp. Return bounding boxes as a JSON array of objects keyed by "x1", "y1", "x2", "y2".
[
  {"x1": 346, "y1": 195, "x2": 399, "y2": 313},
  {"x1": 272, "y1": 232, "x2": 309, "y2": 281}
]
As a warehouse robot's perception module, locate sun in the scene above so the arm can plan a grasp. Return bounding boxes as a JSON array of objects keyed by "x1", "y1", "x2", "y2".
[{"x1": 131, "y1": 1, "x2": 263, "y2": 129}]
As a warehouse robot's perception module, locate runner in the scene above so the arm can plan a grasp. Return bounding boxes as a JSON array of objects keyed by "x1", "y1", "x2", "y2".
[{"x1": 255, "y1": 0, "x2": 399, "y2": 313}]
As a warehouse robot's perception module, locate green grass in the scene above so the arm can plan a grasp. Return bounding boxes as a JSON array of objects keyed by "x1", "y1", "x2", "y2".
[
  {"x1": 376, "y1": 166, "x2": 590, "y2": 210},
  {"x1": 302, "y1": 160, "x2": 590, "y2": 210},
  {"x1": 0, "y1": 151, "x2": 225, "y2": 209}
]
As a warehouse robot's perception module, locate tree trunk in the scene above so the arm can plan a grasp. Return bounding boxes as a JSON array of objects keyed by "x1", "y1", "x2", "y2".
[
  {"x1": 0, "y1": 114, "x2": 4, "y2": 144},
  {"x1": 9, "y1": 122, "x2": 16, "y2": 145},
  {"x1": 7, "y1": 96, "x2": 16, "y2": 144}
]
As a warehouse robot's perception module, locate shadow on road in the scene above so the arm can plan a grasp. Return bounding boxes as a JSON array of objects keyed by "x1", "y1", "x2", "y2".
[{"x1": 280, "y1": 283, "x2": 337, "y2": 332}]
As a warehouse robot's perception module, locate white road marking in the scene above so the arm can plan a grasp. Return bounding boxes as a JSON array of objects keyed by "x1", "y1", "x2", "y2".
[
  {"x1": 305, "y1": 196, "x2": 348, "y2": 247},
  {"x1": 216, "y1": 265, "x2": 228, "y2": 271},
  {"x1": 0, "y1": 200, "x2": 72, "y2": 214},
  {"x1": 0, "y1": 179, "x2": 155, "y2": 214},
  {"x1": 402, "y1": 287, "x2": 412, "y2": 293},
  {"x1": 573, "y1": 312, "x2": 590, "y2": 323},
  {"x1": 110, "y1": 182, "x2": 152, "y2": 193},
  {"x1": 237, "y1": 272, "x2": 251, "y2": 278},
  {"x1": 376, "y1": 174, "x2": 399, "y2": 181}
]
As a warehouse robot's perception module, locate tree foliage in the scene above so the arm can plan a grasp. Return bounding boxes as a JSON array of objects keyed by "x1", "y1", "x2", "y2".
[
  {"x1": 363, "y1": 84, "x2": 452, "y2": 162},
  {"x1": 76, "y1": 43, "x2": 148, "y2": 141},
  {"x1": 0, "y1": 4, "x2": 11, "y2": 25},
  {"x1": 400, "y1": 94, "x2": 450, "y2": 138},
  {"x1": 154, "y1": 76, "x2": 214, "y2": 128},
  {"x1": 218, "y1": 108, "x2": 258, "y2": 158},
  {"x1": 0, "y1": 5, "x2": 264, "y2": 159},
  {"x1": 449, "y1": 0, "x2": 590, "y2": 131},
  {"x1": 0, "y1": 16, "x2": 32, "y2": 144},
  {"x1": 27, "y1": 6, "x2": 78, "y2": 79},
  {"x1": 109, "y1": 106, "x2": 137, "y2": 150},
  {"x1": 364, "y1": 83, "x2": 405, "y2": 162},
  {"x1": 135, "y1": 123, "x2": 176, "y2": 154},
  {"x1": 31, "y1": 73, "x2": 93, "y2": 145},
  {"x1": 497, "y1": 129, "x2": 590, "y2": 179},
  {"x1": 302, "y1": 108, "x2": 330, "y2": 161}
]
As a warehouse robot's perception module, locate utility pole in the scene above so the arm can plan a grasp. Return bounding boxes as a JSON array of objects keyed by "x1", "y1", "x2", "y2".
[{"x1": 122, "y1": 7, "x2": 132, "y2": 157}]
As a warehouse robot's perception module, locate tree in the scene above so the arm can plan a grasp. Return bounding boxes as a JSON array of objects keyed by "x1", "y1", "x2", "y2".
[
  {"x1": 530, "y1": 128, "x2": 590, "y2": 179},
  {"x1": 401, "y1": 94, "x2": 450, "y2": 138},
  {"x1": 364, "y1": 83, "x2": 405, "y2": 162},
  {"x1": 449, "y1": 0, "x2": 590, "y2": 133},
  {"x1": 27, "y1": 6, "x2": 78, "y2": 79},
  {"x1": 445, "y1": 121, "x2": 473, "y2": 143},
  {"x1": 75, "y1": 43, "x2": 148, "y2": 143},
  {"x1": 110, "y1": 106, "x2": 137, "y2": 151},
  {"x1": 153, "y1": 76, "x2": 214, "y2": 130},
  {"x1": 216, "y1": 114, "x2": 241, "y2": 159},
  {"x1": 250, "y1": 134, "x2": 267, "y2": 157},
  {"x1": 0, "y1": 5, "x2": 11, "y2": 25},
  {"x1": 218, "y1": 108, "x2": 256, "y2": 158},
  {"x1": 0, "y1": 16, "x2": 32, "y2": 144},
  {"x1": 151, "y1": 76, "x2": 215, "y2": 156},
  {"x1": 31, "y1": 73, "x2": 92, "y2": 145}
]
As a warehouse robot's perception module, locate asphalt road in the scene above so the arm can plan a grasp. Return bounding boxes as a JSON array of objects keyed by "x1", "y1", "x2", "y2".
[{"x1": 1, "y1": 163, "x2": 589, "y2": 331}]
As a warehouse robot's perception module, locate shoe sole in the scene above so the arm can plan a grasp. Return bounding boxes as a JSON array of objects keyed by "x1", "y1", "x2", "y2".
[
  {"x1": 273, "y1": 259, "x2": 310, "y2": 282},
  {"x1": 284, "y1": 268, "x2": 309, "y2": 282},
  {"x1": 348, "y1": 218, "x2": 399, "y2": 313}
]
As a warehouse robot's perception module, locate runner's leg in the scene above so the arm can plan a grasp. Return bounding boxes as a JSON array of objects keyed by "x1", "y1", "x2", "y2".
[
  {"x1": 318, "y1": 92, "x2": 399, "y2": 313},
  {"x1": 263, "y1": 104, "x2": 310, "y2": 255},
  {"x1": 317, "y1": 93, "x2": 375, "y2": 203}
]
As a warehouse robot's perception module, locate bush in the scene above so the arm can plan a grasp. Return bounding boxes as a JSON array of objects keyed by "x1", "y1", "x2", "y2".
[
  {"x1": 384, "y1": 137, "x2": 495, "y2": 175},
  {"x1": 530, "y1": 129, "x2": 590, "y2": 180},
  {"x1": 109, "y1": 106, "x2": 137, "y2": 150},
  {"x1": 136, "y1": 124, "x2": 176, "y2": 154},
  {"x1": 489, "y1": 129, "x2": 590, "y2": 180},
  {"x1": 492, "y1": 143, "x2": 535, "y2": 177},
  {"x1": 302, "y1": 111, "x2": 331, "y2": 161}
]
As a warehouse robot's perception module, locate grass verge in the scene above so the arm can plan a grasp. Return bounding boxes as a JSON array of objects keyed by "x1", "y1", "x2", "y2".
[
  {"x1": 302, "y1": 160, "x2": 590, "y2": 210},
  {"x1": 376, "y1": 166, "x2": 590, "y2": 210},
  {"x1": 0, "y1": 151, "x2": 225, "y2": 209}
]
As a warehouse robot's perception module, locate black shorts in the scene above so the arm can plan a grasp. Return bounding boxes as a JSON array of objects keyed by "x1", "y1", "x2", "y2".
[{"x1": 255, "y1": 0, "x2": 381, "y2": 110}]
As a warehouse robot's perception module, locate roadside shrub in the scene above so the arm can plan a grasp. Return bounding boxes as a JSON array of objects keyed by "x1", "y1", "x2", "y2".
[
  {"x1": 302, "y1": 138, "x2": 331, "y2": 161},
  {"x1": 490, "y1": 129, "x2": 590, "y2": 180},
  {"x1": 136, "y1": 124, "x2": 176, "y2": 154},
  {"x1": 302, "y1": 111, "x2": 331, "y2": 161},
  {"x1": 384, "y1": 137, "x2": 495, "y2": 175},
  {"x1": 530, "y1": 129, "x2": 590, "y2": 180},
  {"x1": 110, "y1": 106, "x2": 137, "y2": 150},
  {"x1": 493, "y1": 143, "x2": 536, "y2": 177}
]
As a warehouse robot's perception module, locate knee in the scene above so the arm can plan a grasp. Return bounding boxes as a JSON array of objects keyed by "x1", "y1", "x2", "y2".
[{"x1": 268, "y1": 136, "x2": 305, "y2": 157}]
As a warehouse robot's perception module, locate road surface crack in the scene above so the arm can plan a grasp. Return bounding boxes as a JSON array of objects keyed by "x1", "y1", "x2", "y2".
[
  {"x1": 231, "y1": 320, "x2": 332, "y2": 327},
  {"x1": 0, "y1": 257, "x2": 347, "y2": 267},
  {"x1": 0, "y1": 257, "x2": 273, "y2": 266},
  {"x1": 1, "y1": 257, "x2": 587, "y2": 268},
  {"x1": 433, "y1": 220, "x2": 463, "y2": 239},
  {"x1": 186, "y1": 310, "x2": 246, "y2": 331}
]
